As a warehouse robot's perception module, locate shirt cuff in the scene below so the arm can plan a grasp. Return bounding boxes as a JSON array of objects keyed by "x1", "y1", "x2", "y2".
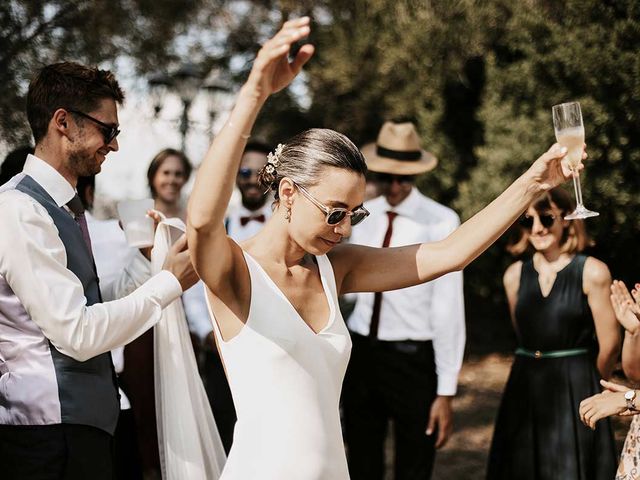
[
  {"x1": 140, "y1": 270, "x2": 183, "y2": 308},
  {"x1": 437, "y1": 374, "x2": 459, "y2": 396}
]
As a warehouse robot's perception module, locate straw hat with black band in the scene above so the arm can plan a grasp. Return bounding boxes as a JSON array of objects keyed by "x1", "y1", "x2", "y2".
[{"x1": 361, "y1": 121, "x2": 437, "y2": 176}]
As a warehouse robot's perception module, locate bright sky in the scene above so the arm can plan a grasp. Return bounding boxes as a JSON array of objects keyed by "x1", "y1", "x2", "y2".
[{"x1": 94, "y1": 65, "x2": 232, "y2": 211}]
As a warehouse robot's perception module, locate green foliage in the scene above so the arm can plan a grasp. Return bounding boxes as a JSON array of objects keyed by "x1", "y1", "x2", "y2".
[{"x1": 0, "y1": 0, "x2": 208, "y2": 144}]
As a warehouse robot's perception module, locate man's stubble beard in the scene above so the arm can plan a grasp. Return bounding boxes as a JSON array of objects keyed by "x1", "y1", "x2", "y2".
[
  {"x1": 241, "y1": 191, "x2": 267, "y2": 211},
  {"x1": 68, "y1": 131, "x2": 101, "y2": 177}
]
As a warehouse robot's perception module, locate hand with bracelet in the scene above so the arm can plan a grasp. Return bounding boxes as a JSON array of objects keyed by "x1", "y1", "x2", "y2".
[{"x1": 579, "y1": 380, "x2": 640, "y2": 430}]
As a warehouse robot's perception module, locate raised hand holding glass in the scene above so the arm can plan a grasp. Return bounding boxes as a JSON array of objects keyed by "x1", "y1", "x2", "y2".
[{"x1": 552, "y1": 102, "x2": 598, "y2": 220}]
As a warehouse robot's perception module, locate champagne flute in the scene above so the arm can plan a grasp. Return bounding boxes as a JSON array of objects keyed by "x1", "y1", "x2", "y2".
[{"x1": 552, "y1": 101, "x2": 598, "y2": 220}]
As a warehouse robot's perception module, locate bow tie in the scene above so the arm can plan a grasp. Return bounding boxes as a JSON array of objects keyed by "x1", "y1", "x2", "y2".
[{"x1": 240, "y1": 214, "x2": 266, "y2": 226}]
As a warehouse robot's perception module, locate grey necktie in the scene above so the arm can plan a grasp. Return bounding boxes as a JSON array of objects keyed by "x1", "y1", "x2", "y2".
[{"x1": 66, "y1": 194, "x2": 94, "y2": 261}]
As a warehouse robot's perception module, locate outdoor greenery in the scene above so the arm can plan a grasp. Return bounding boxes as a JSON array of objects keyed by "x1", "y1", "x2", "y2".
[{"x1": 2, "y1": 0, "x2": 639, "y2": 351}]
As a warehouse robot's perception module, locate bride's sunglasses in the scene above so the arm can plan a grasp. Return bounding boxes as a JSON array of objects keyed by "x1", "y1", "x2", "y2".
[
  {"x1": 519, "y1": 213, "x2": 557, "y2": 230},
  {"x1": 294, "y1": 183, "x2": 369, "y2": 226}
]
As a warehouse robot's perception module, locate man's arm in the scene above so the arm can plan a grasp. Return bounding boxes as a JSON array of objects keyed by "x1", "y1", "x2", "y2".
[
  {"x1": 427, "y1": 214, "x2": 466, "y2": 449},
  {"x1": 0, "y1": 191, "x2": 183, "y2": 362},
  {"x1": 101, "y1": 250, "x2": 151, "y2": 301},
  {"x1": 430, "y1": 214, "x2": 466, "y2": 397}
]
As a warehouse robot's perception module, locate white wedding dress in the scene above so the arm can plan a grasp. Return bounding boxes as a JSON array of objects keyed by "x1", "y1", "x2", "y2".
[{"x1": 207, "y1": 252, "x2": 352, "y2": 480}]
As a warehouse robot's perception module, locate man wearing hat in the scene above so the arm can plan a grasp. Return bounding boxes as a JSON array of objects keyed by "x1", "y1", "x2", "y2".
[{"x1": 343, "y1": 120, "x2": 466, "y2": 479}]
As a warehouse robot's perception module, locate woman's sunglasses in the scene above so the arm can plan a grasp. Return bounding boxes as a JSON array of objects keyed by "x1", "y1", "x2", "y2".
[
  {"x1": 295, "y1": 183, "x2": 370, "y2": 226},
  {"x1": 519, "y1": 213, "x2": 557, "y2": 230}
]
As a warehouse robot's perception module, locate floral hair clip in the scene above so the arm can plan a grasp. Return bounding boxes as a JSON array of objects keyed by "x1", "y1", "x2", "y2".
[{"x1": 265, "y1": 143, "x2": 285, "y2": 174}]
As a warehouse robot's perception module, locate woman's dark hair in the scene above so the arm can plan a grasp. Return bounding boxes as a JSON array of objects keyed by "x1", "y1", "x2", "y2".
[
  {"x1": 244, "y1": 140, "x2": 272, "y2": 157},
  {"x1": 256, "y1": 128, "x2": 367, "y2": 202},
  {"x1": 146, "y1": 148, "x2": 192, "y2": 198},
  {"x1": 507, "y1": 187, "x2": 592, "y2": 256}
]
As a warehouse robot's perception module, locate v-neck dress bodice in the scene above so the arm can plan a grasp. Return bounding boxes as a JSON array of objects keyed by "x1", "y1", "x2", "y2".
[
  {"x1": 513, "y1": 255, "x2": 595, "y2": 352},
  {"x1": 207, "y1": 252, "x2": 352, "y2": 480}
]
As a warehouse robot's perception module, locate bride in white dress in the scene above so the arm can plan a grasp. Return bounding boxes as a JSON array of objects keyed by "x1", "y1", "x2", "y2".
[{"x1": 186, "y1": 17, "x2": 582, "y2": 480}]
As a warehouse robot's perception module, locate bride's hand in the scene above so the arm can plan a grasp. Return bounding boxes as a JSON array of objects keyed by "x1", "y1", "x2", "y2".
[
  {"x1": 245, "y1": 17, "x2": 314, "y2": 101},
  {"x1": 525, "y1": 142, "x2": 586, "y2": 193}
]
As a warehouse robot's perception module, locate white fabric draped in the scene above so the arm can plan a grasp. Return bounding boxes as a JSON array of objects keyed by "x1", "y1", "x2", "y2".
[{"x1": 151, "y1": 218, "x2": 226, "y2": 479}]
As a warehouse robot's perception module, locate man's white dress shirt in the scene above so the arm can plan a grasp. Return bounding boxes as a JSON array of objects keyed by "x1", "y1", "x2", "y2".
[
  {"x1": 225, "y1": 202, "x2": 273, "y2": 243},
  {"x1": 347, "y1": 187, "x2": 466, "y2": 395},
  {"x1": 0, "y1": 154, "x2": 183, "y2": 363},
  {"x1": 86, "y1": 211, "x2": 139, "y2": 410}
]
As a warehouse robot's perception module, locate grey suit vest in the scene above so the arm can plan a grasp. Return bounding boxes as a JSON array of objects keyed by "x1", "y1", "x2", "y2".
[{"x1": 0, "y1": 174, "x2": 119, "y2": 434}]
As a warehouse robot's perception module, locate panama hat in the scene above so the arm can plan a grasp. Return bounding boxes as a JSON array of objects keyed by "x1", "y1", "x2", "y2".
[{"x1": 361, "y1": 121, "x2": 437, "y2": 175}]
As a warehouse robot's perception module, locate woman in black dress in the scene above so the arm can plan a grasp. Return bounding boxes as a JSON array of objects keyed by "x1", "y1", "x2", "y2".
[{"x1": 487, "y1": 187, "x2": 621, "y2": 479}]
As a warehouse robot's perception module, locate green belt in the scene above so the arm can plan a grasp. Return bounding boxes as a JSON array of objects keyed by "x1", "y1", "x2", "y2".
[{"x1": 515, "y1": 347, "x2": 590, "y2": 359}]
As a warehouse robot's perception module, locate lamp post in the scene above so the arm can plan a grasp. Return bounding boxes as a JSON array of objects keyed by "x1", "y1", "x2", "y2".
[{"x1": 149, "y1": 63, "x2": 230, "y2": 152}]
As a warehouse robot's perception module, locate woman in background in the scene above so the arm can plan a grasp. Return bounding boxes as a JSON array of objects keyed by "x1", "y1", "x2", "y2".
[
  {"x1": 487, "y1": 187, "x2": 620, "y2": 479},
  {"x1": 147, "y1": 148, "x2": 192, "y2": 220}
]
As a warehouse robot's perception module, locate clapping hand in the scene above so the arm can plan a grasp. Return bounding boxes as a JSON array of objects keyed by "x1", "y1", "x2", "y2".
[
  {"x1": 246, "y1": 17, "x2": 314, "y2": 101},
  {"x1": 526, "y1": 143, "x2": 586, "y2": 193},
  {"x1": 611, "y1": 280, "x2": 640, "y2": 333}
]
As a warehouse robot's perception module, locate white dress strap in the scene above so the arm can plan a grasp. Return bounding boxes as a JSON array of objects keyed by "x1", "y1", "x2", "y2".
[{"x1": 315, "y1": 254, "x2": 339, "y2": 300}]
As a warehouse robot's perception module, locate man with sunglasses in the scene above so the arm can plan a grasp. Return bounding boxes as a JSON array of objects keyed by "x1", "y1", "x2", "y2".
[
  {"x1": 225, "y1": 140, "x2": 274, "y2": 240},
  {"x1": 0, "y1": 62, "x2": 198, "y2": 480},
  {"x1": 343, "y1": 121, "x2": 466, "y2": 479}
]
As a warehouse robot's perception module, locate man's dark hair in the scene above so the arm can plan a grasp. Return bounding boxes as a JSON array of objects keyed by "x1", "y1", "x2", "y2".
[
  {"x1": 27, "y1": 62, "x2": 125, "y2": 144},
  {"x1": 0, "y1": 146, "x2": 34, "y2": 186},
  {"x1": 244, "y1": 141, "x2": 272, "y2": 157}
]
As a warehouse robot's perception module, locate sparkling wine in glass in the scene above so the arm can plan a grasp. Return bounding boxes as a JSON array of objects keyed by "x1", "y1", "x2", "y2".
[{"x1": 552, "y1": 101, "x2": 598, "y2": 220}]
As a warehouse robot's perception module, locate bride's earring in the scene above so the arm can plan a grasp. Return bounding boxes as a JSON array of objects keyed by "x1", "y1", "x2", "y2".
[{"x1": 285, "y1": 207, "x2": 291, "y2": 221}]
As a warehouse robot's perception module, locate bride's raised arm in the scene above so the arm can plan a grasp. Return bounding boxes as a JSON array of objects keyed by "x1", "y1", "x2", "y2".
[
  {"x1": 335, "y1": 143, "x2": 583, "y2": 294},
  {"x1": 187, "y1": 17, "x2": 314, "y2": 290}
]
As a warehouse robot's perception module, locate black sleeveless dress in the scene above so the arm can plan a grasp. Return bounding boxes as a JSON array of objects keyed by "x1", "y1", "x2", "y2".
[{"x1": 487, "y1": 255, "x2": 617, "y2": 479}]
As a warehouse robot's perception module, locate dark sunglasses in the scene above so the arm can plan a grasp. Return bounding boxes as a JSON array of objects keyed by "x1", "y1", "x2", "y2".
[
  {"x1": 519, "y1": 213, "x2": 557, "y2": 230},
  {"x1": 68, "y1": 109, "x2": 120, "y2": 145},
  {"x1": 238, "y1": 167, "x2": 259, "y2": 179},
  {"x1": 295, "y1": 183, "x2": 370, "y2": 226},
  {"x1": 375, "y1": 173, "x2": 415, "y2": 184}
]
